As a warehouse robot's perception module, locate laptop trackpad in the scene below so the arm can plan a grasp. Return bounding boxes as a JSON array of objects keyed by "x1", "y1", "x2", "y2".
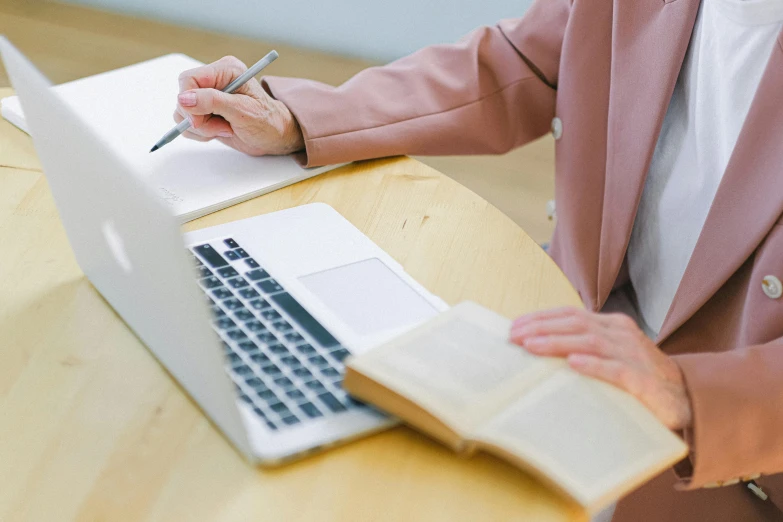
[{"x1": 299, "y1": 258, "x2": 438, "y2": 336}]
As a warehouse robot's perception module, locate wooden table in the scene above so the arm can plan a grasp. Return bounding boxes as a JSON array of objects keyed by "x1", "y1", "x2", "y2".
[{"x1": 0, "y1": 86, "x2": 584, "y2": 522}]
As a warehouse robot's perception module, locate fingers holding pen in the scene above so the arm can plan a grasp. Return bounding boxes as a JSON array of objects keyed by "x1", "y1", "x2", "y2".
[
  {"x1": 172, "y1": 107, "x2": 234, "y2": 141},
  {"x1": 169, "y1": 53, "x2": 304, "y2": 156}
]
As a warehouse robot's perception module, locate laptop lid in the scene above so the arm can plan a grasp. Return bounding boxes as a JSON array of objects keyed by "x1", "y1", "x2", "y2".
[{"x1": 0, "y1": 38, "x2": 253, "y2": 459}]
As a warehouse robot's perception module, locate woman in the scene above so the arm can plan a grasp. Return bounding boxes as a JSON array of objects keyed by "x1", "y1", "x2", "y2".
[{"x1": 172, "y1": 0, "x2": 783, "y2": 519}]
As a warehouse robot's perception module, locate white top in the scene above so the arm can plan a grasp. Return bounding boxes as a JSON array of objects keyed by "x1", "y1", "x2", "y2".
[{"x1": 623, "y1": 0, "x2": 783, "y2": 337}]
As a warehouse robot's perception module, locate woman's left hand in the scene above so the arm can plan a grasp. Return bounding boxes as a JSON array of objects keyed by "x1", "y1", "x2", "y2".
[{"x1": 509, "y1": 307, "x2": 693, "y2": 431}]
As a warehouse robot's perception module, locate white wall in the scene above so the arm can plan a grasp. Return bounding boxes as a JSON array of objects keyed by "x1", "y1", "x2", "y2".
[{"x1": 61, "y1": 0, "x2": 534, "y2": 63}]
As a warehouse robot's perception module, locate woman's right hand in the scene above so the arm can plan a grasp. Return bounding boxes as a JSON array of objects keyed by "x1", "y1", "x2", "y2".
[{"x1": 173, "y1": 55, "x2": 305, "y2": 156}]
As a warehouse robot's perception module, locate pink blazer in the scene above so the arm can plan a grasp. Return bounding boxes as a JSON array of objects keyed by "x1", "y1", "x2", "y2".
[{"x1": 264, "y1": 0, "x2": 783, "y2": 519}]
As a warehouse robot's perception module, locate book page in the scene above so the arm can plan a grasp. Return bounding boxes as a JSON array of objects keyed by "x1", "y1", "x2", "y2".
[
  {"x1": 347, "y1": 302, "x2": 563, "y2": 436},
  {"x1": 474, "y1": 369, "x2": 687, "y2": 511}
]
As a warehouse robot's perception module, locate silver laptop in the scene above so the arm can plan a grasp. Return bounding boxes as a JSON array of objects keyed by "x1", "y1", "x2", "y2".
[{"x1": 1, "y1": 38, "x2": 447, "y2": 463}]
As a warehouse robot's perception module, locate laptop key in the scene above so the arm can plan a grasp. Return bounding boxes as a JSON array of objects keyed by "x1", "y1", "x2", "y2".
[
  {"x1": 260, "y1": 310, "x2": 281, "y2": 321},
  {"x1": 212, "y1": 287, "x2": 233, "y2": 300},
  {"x1": 245, "y1": 258, "x2": 260, "y2": 269},
  {"x1": 235, "y1": 248, "x2": 249, "y2": 258},
  {"x1": 223, "y1": 298, "x2": 243, "y2": 310},
  {"x1": 320, "y1": 367, "x2": 341, "y2": 378},
  {"x1": 274, "y1": 376, "x2": 293, "y2": 388},
  {"x1": 308, "y1": 355, "x2": 328, "y2": 366},
  {"x1": 284, "y1": 332, "x2": 304, "y2": 344},
  {"x1": 194, "y1": 244, "x2": 228, "y2": 268},
  {"x1": 318, "y1": 392, "x2": 347, "y2": 413},
  {"x1": 226, "y1": 329, "x2": 247, "y2": 341},
  {"x1": 244, "y1": 320, "x2": 266, "y2": 332},
  {"x1": 257, "y1": 279, "x2": 284, "y2": 294},
  {"x1": 227, "y1": 277, "x2": 249, "y2": 289},
  {"x1": 250, "y1": 352, "x2": 271, "y2": 365},
  {"x1": 268, "y1": 343, "x2": 288, "y2": 354},
  {"x1": 249, "y1": 298, "x2": 271, "y2": 310},
  {"x1": 329, "y1": 347, "x2": 352, "y2": 362},
  {"x1": 199, "y1": 276, "x2": 222, "y2": 289},
  {"x1": 238, "y1": 288, "x2": 260, "y2": 299},
  {"x1": 281, "y1": 415, "x2": 301, "y2": 426},
  {"x1": 234, "y1": 309, "x2": 254, "y2": 322},
  {"x1": 299, "y1": 402, "x2": 324, "y2": 418},
  {"x1": 272, "y1": 321, "x2": 292, "y2": 332},
  {"x1": 257, "y1": 332, "x2": 278, "y2": 344},
  {"x1": 257, "y1": 388, "x2": 277, "y2": 400},
  {"x1": 245, "y1": 377, "x2": 263, "y2": 388},
  {"x1": 224, "y1": 238, "x2": 239, "y2": 249},
  {"x1": 226, "y1": 352, "x2": 241, "y2": 364},
  {"x1": 296, "y1": 344, "x2": 316, "y2": 355},
  {"x1": 286, "y1": 389, "x2": 306, "y2": 400},
  {"x1": 217, "y1": 266, "x2": 238, "y2": 278},
  {"x1": 237, "y1": 340, "x2": 260, "y2": 354},
  {"x1": 246, "y1": 269, "x2": 270, "y2": 281},
  {"x1": 197, "y1": 266, "x2": 212, "y2": 278},
  {"x1": 210, "y1": 305, "x2": 226, "y2": 317},
  {"x1": 271, "y1": 292, "x2": 340, "y2": 348},
  {"x1": 292, "y1": 367, "x2": 312, "y2": 379},
  {"x1": 279, "y1": 355, "x2": 300, "y2": 368},
  {"x1": 261, "y1": 364, "x2": 282, "y2": 376},
  {"x1": 214, "y1": 317, "x2": 235, "y2": 330},
  {"x1": 233, "y1": 364, "x2": 253, "y2": 376},
  {"x1": 225, "y1": 250, "x2": 240, "y2": 261},
  {"x1": 305, "y1": 380, "x2": 325, "y2": 391},
  {"x1": 252, "y1": 406, "x2": 267, "y2": 419},
  {"x1": 269, "y1": 401, "x2": 289, "y2": 413}
]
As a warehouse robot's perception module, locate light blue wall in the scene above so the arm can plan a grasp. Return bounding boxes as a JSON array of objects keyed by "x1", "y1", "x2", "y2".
[{"x1": 61, "y1": 0, "x2": 534, "y2": 62}]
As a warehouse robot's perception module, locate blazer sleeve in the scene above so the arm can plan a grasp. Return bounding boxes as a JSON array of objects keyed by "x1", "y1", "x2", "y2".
[
  {"x1": 262, "y1": 0, "x2": 570, "y2": 167},
  {"x1": 672, "y1": 338, "x2": 783, "y2": 490}
]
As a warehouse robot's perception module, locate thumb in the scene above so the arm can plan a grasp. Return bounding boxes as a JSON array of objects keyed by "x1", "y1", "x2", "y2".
[{"x1": 177, "y1": 88, "x2": 243, "y2": 125}]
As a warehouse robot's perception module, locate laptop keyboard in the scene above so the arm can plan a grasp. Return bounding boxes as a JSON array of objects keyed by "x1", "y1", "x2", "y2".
[{"x1": 189, "y1": 238, "x2": 366, "y2": 431}]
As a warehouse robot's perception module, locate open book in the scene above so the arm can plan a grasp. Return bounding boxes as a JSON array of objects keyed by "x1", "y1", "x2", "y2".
[
  {"x1": 344, "y1": 302, "x2": 688, "y2": 515},
  {"x1": 1, "y1": 54, "x2": 341, "y2": 222}
]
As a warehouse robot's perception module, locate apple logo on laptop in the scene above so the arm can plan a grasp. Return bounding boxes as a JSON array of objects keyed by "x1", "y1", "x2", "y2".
[{"x1": 102, "y1": 220, "x2": 133, "y2": 274}]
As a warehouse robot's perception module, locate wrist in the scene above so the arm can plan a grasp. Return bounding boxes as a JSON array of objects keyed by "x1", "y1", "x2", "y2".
[
  {"x1": 669, "y1": 360, "x2": 694, "y2": 431},
  {"x1": 275, "y1": 100, "x2": 305, "y2": 154}
]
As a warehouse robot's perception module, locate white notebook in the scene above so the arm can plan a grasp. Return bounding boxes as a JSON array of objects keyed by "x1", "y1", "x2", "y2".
[{"x1": 1, "y1": 54, "x2": 341, "y2": 222}]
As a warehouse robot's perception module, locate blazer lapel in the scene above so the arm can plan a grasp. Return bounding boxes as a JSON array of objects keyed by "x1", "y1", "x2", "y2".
[
  {"x1": 657, "y1": 32, "x2": 783, "y2": 343},
  {"x1": 597, "y1": 0, "x2": 701, "y2": 304}
]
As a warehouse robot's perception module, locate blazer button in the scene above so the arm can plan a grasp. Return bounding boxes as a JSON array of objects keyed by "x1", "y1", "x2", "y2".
[
  {"x1": 546, "y1": 199, "x2": 557, "y2": 221},
  {"x1": 747, "y1": 482, "x2": 769, "y2": 501},
  {"x1": 551, "y1": 117, "x2": 563, "y2": 140},
  {"x1": 762, "y1": 275, "x2": 782, "y2": 299}
]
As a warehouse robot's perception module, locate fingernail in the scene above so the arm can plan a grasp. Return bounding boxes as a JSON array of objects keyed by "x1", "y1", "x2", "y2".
[
  {"x1": 510, "y1": 325, "x2": 530, "y2": 338},
  {"x1": 178, "y1": 91, "x2": 197, "y2": 107},
  {"x1": 568, "y1": 354, "x2": 589, "y2": 366},
  {"x1": 217, "y1": 131, "x2": 233, "y2": 138},
  {"x1": 524, "y1": 337, "x2": 546, "y2": 349}
]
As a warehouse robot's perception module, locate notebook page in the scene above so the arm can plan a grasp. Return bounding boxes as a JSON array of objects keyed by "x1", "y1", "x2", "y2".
[
  {"x1": 348, "y1": 302, "x2": 561, "y2": 435},
  {"x1": 474, "y1": 369, "x2": 688, "y2": 511}
]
